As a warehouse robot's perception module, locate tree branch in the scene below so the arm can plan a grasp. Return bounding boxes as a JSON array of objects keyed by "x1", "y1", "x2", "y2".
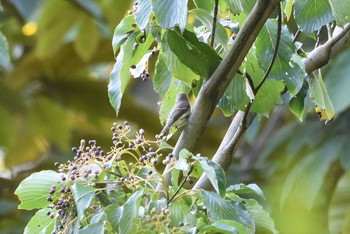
[
  {"x1": 304, "y1": 23, "x2": 350, "y2": 73},
  {"x1": 161, "y1": 0, "x2": 281, "y2": 187},
  {"x1": 194, "y1": 3, "x2": 282, "y2": 190}
]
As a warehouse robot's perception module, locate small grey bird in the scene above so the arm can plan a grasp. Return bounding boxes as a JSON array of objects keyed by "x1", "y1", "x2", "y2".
[{"x1": 158, "y1": 93, "x2": 191, "y2": 138}]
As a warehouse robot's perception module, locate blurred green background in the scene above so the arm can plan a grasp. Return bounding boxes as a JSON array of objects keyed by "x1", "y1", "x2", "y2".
[{"x1": 1, "y1": 0, "x2": 350, "y2": 233}]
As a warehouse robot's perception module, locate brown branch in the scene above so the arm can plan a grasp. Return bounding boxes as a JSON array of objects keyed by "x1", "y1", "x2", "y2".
[
  {"x1": 193, "y1": 3, "x2": 282, "y2": 190},
  {"x1": 304, "y1": 23, "x2": 350, "y2": 73},
  {"x1": 160, "y1": 0, "x2": 281, "y2": 187}
]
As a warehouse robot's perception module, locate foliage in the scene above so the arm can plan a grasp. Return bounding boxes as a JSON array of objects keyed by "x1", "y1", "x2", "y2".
[
  {"x1": 15, "y1": 123, "x2": 276, "y2": 233},
  {"x1": 0, "y1": 0, "x2": 349, "y2": 233}
]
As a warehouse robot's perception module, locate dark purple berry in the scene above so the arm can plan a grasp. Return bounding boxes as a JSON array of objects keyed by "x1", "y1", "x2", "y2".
[
  {"x1": 111, "y1": 127, "x2": 116, "y2": 132},
  {"x1": 135, "y1": 138, "x2": 142, "y2": 144},
  {"x1": 50, "y1": 213, "x2": 54, "y2": 219},
  {"x1": 47, "y1": 196, "x2": 53, "y2": 202},
  {"x1": 54, "y1": 162, "x2": 60, "y2": 167},
  {"x1": 72, "y1": 147, "x2": 77, "y2": 153},
  {"x1": 117, "y1": 125, "x2": 123, "y2": 130},
  {"x1": 151, "y1": 159, "x2": 157, "y2": 165}
]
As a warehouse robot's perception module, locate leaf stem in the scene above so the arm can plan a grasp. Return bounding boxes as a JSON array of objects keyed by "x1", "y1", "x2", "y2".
[
  {"x1": 167, "y1": 163, "x2": 194, "y2": 205},
  {"x1": 211, "y1": 0, "x2": 219, "y2": 47},
  {"x1": 255, "y1": 3, "x2": 282, "y2": 93}
]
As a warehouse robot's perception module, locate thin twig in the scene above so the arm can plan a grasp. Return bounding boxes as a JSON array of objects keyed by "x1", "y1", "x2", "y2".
[
  {"x1": 315, "y1": 28, "x2": 322, "y2": 48},
  {"x1": 293, "y1": 29, "x2": 301, "y2": 43},
  {"x1": 167, "y1": 164, "x2": 194, "y2": 205},
  {"x1": 211, "y1": 0, "x2": 219, "y2": 47},
  {"x1": 245, "y1": 72, "x2": 255, "y2": 95},
  {"x1": 255, "y1": 3, "x2": 282, "y2": 93}
]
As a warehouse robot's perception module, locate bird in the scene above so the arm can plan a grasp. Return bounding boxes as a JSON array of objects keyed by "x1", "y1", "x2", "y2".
[{"x1": 158, "y1": 93, "x2": 191, "y2": 139}]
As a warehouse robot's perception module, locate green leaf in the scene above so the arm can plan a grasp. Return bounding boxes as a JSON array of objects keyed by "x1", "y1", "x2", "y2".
[
  {"x1": 175, "y1": 149, "x2": 191, "y2": 172},
  {"x1": 251, "y1": 79, "x2": 285, "y2": 117},
  {"x1": 218, "y1": 75, "x2": 249, "y2": 116},
  {"x1": 289, "y1": 82, "x2": 307, "y2": 121},
  {"x1": 256, "y1": 19, "x2": 303, "y2": 94},
  {"x1": 105, "y1": 204, "x2": 122, "y2": 232},
  {"x1": 190, "y1": 8, "x2": 228, "y2": 46},
  {"x1": 309, "y1": 71, "x2": 335, "y2": 123},
  {"x1": 169, "y1": 197, "x2": 197, "y2": 226},
  {"x1": 329, "y1": 173, "x2": 350, "y2": 234},
  {"x1": 199, "y1": 158, "x2": 226, "y2": 197},
  {"x1": 15, "y1": 170, "x2": 62, "y2": 210},
  {"x1": 166, "y1": 28, "x2": 220, "y2": 78},
  {"x1": 329, "y1": 0, "x2": 350, "y2": 26},
  {"x1": 135, "y1": 0, "x2": 152, "y2": 29},
  {"x1": 244, "y1": 199, "x2": 278, "y2": 234},
  {"x1": 280, "y1": 140, "x2": 341, "y2": 210},
  {"x1": 119, "y1": 190, "x2": 143, "y2": 234},
  {"x1": 152, "y1": 0, "x2": 188, "y2": 30},
  {"x1": 108, "y1": 32, "x2": 137, "y2": 115},
  {"x1": 201, "y1": 191, "x2": 255, "y2": 231},
  {"x1": 193, "y1": 0, "x2": 215, "y2": 12},
  {"x1": 79, "y1": 222, "x2": 105, "y2": 234},
  {"x1": 72, "y1": 181, "x2": 96, "y2": 221},
  {"x1": 285, "y1": 0, "x2": 294, "y2": 21},
  {"x1": 74, "y1": 14, "x2": 100, "y2": 62},
  {"x1": 0, "y1": 107, "x2": 15, "y2": 147},
  {"x1": 294, "y1": 0, "x2": 334, "y2": 33},
  {"x1": 154, "y1": 52, "x2": 172, "y2": 97},
  {"x1": 201, "y1": 220, "x2": 251, "y2": 234},
  {"x1": 28, "y1": 97, "x2": 71, "y2": 150},
  {"x1": 162, "y1": 37, "x2": 200, "y2": 86},
  {"x1": 74, "y1": 0, "x2": 103, "y2": 22},
  {"x1": 0, "y1": 31, "x2": 11, "y2": 70},
  {"x1": 130, "y1": 50, "x2": 153, "y2": 78},
  {"x1": 5, "y1": 0, "x2": 39, "y2": 21},
  {"x1": 225, "y1": 0, "x2": 255, "y2": 14},
  {"x1": 37, "y1": 0, "x2": 78, "y2": 57},
  {"x1": 227, "y1": 183, "x2": 265, "y2": 200},
  {"x1": 112, "y1": 15, "x2": 137, "y2": 54},
  {"x1": 23, "y1": 208, "x2": 55, "y2": 234},
  {"x1": 324, "y1": 47, "x2": 350, "y2": 115},
  {"x1": 131, "y1": 32, "x2": 155, "y2": 65}
]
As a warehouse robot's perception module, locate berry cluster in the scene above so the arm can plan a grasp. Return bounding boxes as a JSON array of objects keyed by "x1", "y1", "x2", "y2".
[
  {"x1": 46, "y1": 121, "x2": 182, "y2": 233},
  {"x1": 140, "y1": 69, "x2": 150, "y2": 81},
  {"x1": 46, "y1": 183, "x2": 75, "y2": 233}
]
